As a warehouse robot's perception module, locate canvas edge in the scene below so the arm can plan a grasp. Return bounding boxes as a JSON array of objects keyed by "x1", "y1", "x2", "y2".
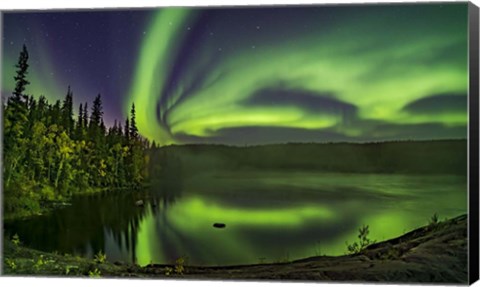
[
  {"x1": 0, "y1": 10, "x2": 4, "y2": 277},
  {"x1": 0, "y1": 1, "x2": 472, "y2": 14},
  {"x1": 468, "y1": 1, "x2": 480, "y2": 285},
  {"x1": 0, "y1": 2, "x2": 476, "y2": 284}
]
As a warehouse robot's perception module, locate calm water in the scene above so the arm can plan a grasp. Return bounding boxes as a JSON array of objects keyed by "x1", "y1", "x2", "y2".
[{"x1": 4, "y1": 171, "x2": 467, "y2": 266}]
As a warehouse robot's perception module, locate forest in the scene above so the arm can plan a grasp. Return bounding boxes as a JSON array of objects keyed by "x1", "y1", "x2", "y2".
[
  {"x1": 2, "y1": 45, "x2": 150, "y2": 219},
  {"x1": 152, "y1": 139, "x2": 467, "y2": 176}
]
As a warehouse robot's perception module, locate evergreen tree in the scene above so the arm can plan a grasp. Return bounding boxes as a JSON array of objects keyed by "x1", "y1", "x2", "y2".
[
  {"x1": 78, "y1": 103, "x2": 84, "y2": 127},
  {"x1": 3, "y1": 46, "x2": 148, "y2": 218},
  {"x1": 125, "y1": 118, "x2": 130, "y2": 143},
  {"x1": 100, "y1": 119, "x2": 106, "y2": 137},
  {"x1": 12, "y1": 44, "x2": 30, "y2": 104},
  {"x1": 50, "y1": 100, "x2": 61, "y2": 126},
  {"x1": 27, "y1": 96, "x2": 37, "y2": 123},
  {"x1": 61, "y1": 86, "x2": 74, "y2": 135},
  {"x1": 117, "y1": 122, "x2": 123, "y2": 137},
  {"x1": 75, "y1": 103, "x2": 84, "y2": 139},
  {"x1": 37, "y1": 95, "x2": 47, "y2": 123},
  {"x1": 150, "y1": 141, "x2": 157, "y2": 149},
  {"x1": 4, "y1": 45, "x2": 30, "y2": 187},
  {"x1": 89, "y1": 94, "x2": 103, "y2": 143},
  {"x1": 129, "y1": 103, "x2": 138, "y2": 140},
  {"x1": 83, "y1": 102, "x2": 89, "y2": 128},
  {"x1": 90, "y1": 94, "x2": 103, "y2": 127}
]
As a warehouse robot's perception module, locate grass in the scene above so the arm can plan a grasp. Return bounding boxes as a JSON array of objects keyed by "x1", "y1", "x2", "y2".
[
  {"x1": 164, "y1": 256, "x2": 188, "y2": 276},
  {"x1": 429, "y1": 213, "x2": 439, "y2": 225},
  {"x1": 2, "y1": 233, "x2": 126, "y2": 277},
  {"x1": 313, "y1": 241, "x2": 324, "y2": 257},
  {"x1": 93, "y1": 251, "x2": 107, "y2": 264},
  {"x1": 346, "y1": 224, "x2": 375, "y2": 255},
  {"x1": 11, "y1": 234, "x2": 20, "y2": 246},
  {"x1": 174, "y1": 256, "x2": 186, "y2": 275},
  {"x1": 88, "y1": 268, "x2": 102, "y2": 278}
]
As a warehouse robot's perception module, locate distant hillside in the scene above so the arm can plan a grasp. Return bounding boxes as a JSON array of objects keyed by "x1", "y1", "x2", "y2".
[{"x1": 148, "y1": 139, "x2": 467, "y2": 175}]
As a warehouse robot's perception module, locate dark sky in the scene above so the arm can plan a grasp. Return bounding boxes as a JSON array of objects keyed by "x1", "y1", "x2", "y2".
[
  {"x1": 3, "y1": 9, "x2": 151, "y2": 124},
  {"x1": 2, "y1": 3, "x2": 469, "y2": 145}
]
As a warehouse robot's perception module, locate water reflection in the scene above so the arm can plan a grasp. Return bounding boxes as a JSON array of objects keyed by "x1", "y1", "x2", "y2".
[
  {"x1": 4, "y1": 191, "x2": 148, "y2": 261},
  {"x1": 4, "y1": 156, "x2": 467, "y2": 266}
]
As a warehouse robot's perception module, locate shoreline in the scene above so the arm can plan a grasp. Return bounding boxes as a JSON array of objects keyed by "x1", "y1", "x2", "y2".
[
  {"x1": 3, "y1": 213, "x2": 468, "y2": 283},
  {"x1": 2, "y1": 185, "x2": 145, "y2": 222}
]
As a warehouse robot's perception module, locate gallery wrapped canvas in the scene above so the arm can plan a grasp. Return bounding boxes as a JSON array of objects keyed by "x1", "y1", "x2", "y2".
[{"x1": 1, "y1": 1, "x2": 479, "y2": 284}]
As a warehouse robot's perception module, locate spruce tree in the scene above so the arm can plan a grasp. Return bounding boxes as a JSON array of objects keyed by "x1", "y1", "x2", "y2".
[
  {"x1": 90, "y1": 94, "x2": 103, "y2": 127},
  {"x1": 75, "y1": 103, "x2": 84, "y2": 139},
  {"x1": 3, "y1": 46, "x2": 149, "y2": 217},
  {"x1": 82, "y1": 102, "x2": 88, "y2": 128},
  {"x1": 129, "y1": 103, "x2": 138, "y2": 140},
  {"x1": 100, "y1": 119, "x2": 106, "y2": 137},
  {"x1": 37, "y1": 95, "x2": 47, "y2": 121},
  {"x1": 61, "y1": 86, "x2": 74, "y2": 135},
  {"x1": 4, "y1": 45, "x2": 30, "y2": 187},
  {"x1": 117, "y1": 122, "x2": 123, "y2": 137},
  {"x1": 12, "y1": 44, "x2": 30, "y2": 104},
  {"x1": 51, "y1": 100, "x2": 61, "y2": 126},
  {"x1": 78, "y1": 103, "x2": 84, "y2": 128},
  {"x1": 89, "y1": 94, "x2": 103, "y2": 143},
  {"x1": 125, "y1": 118, "x2": 130, "y2": 143}
]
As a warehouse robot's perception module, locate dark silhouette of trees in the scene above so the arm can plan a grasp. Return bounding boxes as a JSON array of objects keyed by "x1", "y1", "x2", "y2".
[
  {"x1": 129, "y1": 103, "x2": 138, "y2": 140},
  {"x1": 125, "y1": 118, "x2": 130, "y2": 143},
  {"x1": 75, "y1": 103, "x2": 84, "y2": 139},
  {"x1": 2, "y1": 45, "x2": 150, "y2": 219},
  {"x1": 12, "y1": 44, "x2": 30, "y2": 103},
  {"x1": 89, "y1": 94, "x2": 104, "y2": 144},
  {"x1": 82, "y1": 102, "x2": 88, "y2": 129},
  {"x1": 61, "y1": 86, "x2": 74, "y2": 136},
  {"x1": 4, "y1": 45, "x2": 30, "y2": 188}
]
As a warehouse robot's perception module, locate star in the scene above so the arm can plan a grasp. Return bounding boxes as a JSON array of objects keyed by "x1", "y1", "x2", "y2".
[{"x1": 256, "y1": 25, "x2": 261, "y2": 30}]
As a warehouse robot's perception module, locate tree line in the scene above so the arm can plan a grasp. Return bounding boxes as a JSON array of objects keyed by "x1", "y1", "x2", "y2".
[{"x1": 3, "y1": 45, "x2": 150, "y2": 218}]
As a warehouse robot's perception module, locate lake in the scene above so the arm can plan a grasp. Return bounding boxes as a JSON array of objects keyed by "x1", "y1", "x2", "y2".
[{"x1": 4, "y1": 171, "x2": 467, "y2": 267}]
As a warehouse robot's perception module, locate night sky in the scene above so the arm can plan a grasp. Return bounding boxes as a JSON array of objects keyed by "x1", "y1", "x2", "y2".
[{"x1": 2, "y1": 3, "x2": 469, "y2": 145}]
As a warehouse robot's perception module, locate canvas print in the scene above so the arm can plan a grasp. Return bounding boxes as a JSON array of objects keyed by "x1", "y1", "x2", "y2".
[{"x1": 1, "y1": 2, "x2": 477, "y2": 284}]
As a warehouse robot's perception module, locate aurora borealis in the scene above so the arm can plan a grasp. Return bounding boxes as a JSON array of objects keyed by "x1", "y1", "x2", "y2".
[{"x1": 2, "y1": 3, "x2": 468, "y2": 145}]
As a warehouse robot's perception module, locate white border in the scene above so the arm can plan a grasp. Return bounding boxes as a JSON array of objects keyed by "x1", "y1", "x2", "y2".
[{"x1": 0, "y1": 0, "x2": 474, "y2": 10}]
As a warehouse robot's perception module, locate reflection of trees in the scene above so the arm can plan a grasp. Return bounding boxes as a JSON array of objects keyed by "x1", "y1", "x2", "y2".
[
  {"x1": 147, "y1": 148, "x2": 184, "y2": 210},
  {"x1": 5, "y1": 149, "x2": 187, "y2": 263},
  {"x1": 5, "y1": 191, "x2": 148, "y2": 260}
]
